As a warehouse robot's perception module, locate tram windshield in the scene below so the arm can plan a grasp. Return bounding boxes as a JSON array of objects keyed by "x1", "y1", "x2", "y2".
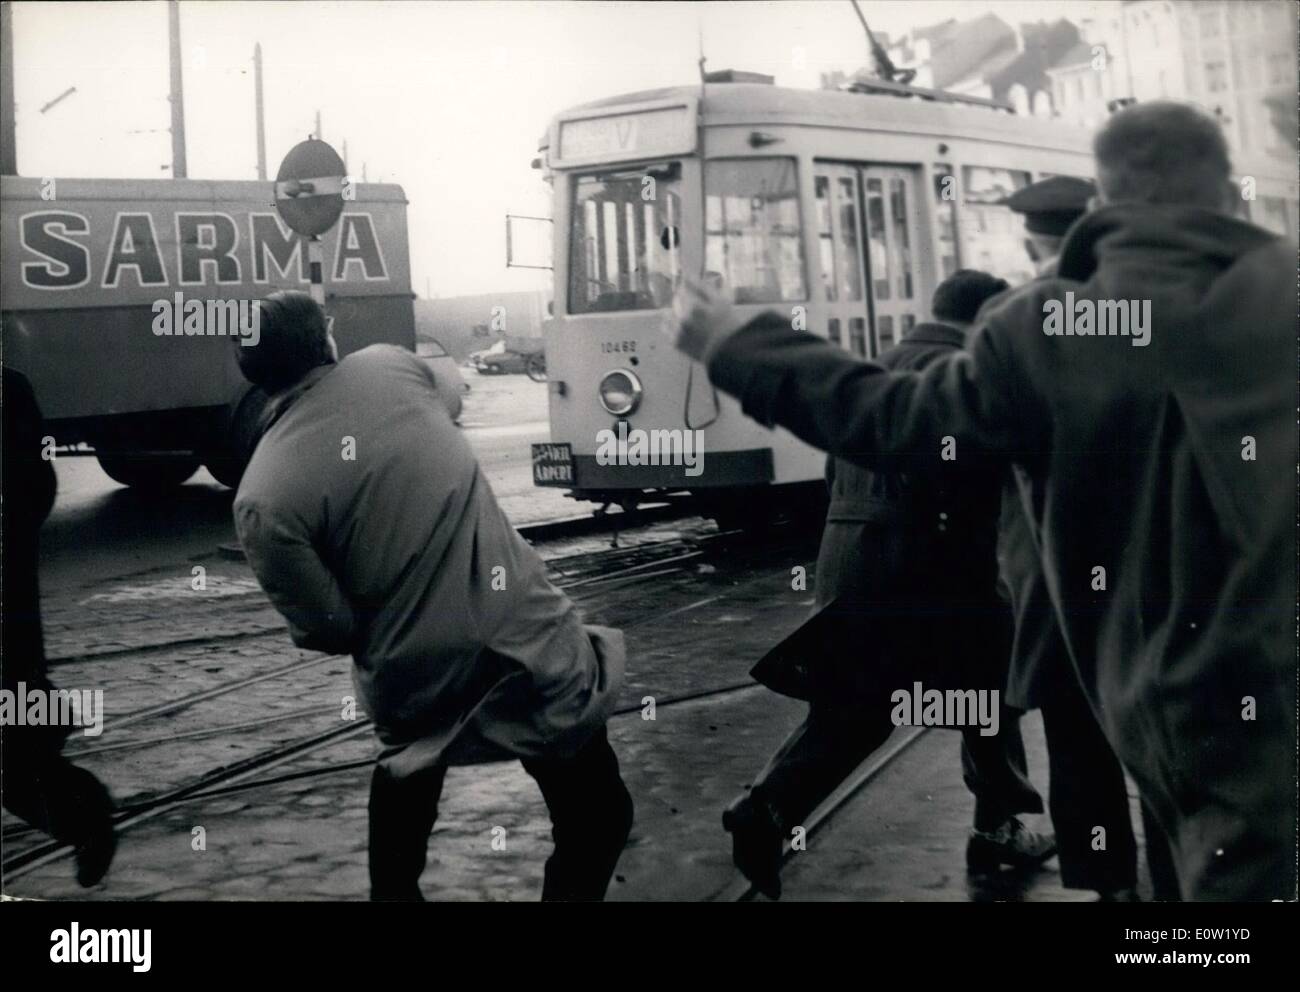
[
  {"x1": 569, "y1": 162, "x2": 683, "y2": 314},
  {"x1": 567, "y1": 157, "x2": 808, "y2": 314}
]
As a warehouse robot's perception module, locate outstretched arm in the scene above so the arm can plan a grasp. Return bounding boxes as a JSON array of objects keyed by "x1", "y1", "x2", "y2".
[{"x1": 670, "y1": 282, "x2": 1040, "y2": 471}]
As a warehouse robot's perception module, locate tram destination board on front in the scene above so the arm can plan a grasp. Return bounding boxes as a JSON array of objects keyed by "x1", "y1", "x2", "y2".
[{"x1": 554, "y1": 102, "x2": 696, "y2": 167}]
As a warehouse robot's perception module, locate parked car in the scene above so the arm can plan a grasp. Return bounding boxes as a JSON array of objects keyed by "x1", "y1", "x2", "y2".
[
  {"x1": 469, "y1": 339, "x2": 547, "y2": 380},
  {"x1": 469, "y1": 339, "x2": 526, "y2": 375},
  {"x1": 416, "y1": 338, "x2": 469, "y2": 424}
]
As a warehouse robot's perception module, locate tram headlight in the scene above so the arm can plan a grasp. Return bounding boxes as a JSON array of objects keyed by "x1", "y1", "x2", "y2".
[{"x1": 598, "y1": 369, "x2": 642, "y2": 416}]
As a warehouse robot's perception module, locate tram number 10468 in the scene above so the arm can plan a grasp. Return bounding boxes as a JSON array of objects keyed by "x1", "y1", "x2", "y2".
[{"x1": 600, "y1": 340, "x2": 637, "y2": 354}]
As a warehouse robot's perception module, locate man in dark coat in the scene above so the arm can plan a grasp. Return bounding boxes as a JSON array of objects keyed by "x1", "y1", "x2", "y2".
[
  {"x1": 233, "y1": 292, "x2": 632, "y2": 901},
  {"x1": 996, "y1": 175, "x2": 1144, "y2": 900},
  {"x1": 723, "y1": 271, "x2": 1053, "y2": 900},
  {"x1": 673, "y1": 102, "x2": 1296, "y2": 901},
  {"x1": 1, "y1": 366, "x2": 116, "y2": 886}
]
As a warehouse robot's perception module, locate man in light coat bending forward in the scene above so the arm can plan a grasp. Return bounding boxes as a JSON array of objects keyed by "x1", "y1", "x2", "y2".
[{"x1": 233, "y1": 291, "x2": 633, "y2": 901}]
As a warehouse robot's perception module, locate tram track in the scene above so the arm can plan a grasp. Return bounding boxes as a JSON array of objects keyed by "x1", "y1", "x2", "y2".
[
  {"x1": 3, "y1": 518, "x2": 819, "y2": 887},
  {"x1": 1, "y1": 533, "x2": 730, "y2": 846},
  {"x1": 43, "y1": 528, "x2": 713, "y2": 671},
  {"x1": 718, "y1": 726, "x2": 931, "y2": 902},
  {"x1": 4, "y1": 667, "x2": 926, "y2": 897},
  {"x1": 30, "y1": 532, "x2": 717, "y2": 757},
  {"x1": 1, "y1": 671, "x2": 769, "y2": 880},
  {"x1": 0, "y1": 552, "x2": 781, "y2": 881}
]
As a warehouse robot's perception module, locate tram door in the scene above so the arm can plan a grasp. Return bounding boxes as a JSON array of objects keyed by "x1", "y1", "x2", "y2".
[{"x1": 813, "y1": 163, "x2": 924, "y2": 357}]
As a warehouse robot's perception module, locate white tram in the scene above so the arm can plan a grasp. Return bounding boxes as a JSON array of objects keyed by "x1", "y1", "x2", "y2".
[{"x1": 528, "y1": 76, "x2": 1298, "y2": 518}]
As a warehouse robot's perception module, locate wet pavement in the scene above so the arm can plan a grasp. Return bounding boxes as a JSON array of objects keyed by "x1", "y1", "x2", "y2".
[
  {"x1": 4, "y1": 368, "x2": 1155, "y2": 902},
  {"x1": 3, "y1": 504, "x2": 1154, "y2": 903}
]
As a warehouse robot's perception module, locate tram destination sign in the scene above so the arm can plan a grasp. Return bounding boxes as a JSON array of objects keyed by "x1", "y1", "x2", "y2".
[
  {"x1": 553, "y1": 99, "x2": 697, "y2": 168},
  {"x1": 532, "y1": 442, "x2": 575, "y2": 486}
]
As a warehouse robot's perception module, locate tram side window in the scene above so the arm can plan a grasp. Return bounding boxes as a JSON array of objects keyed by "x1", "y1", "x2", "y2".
[
  {"x1": 960, "y1": 166, "x2": 1033, "y2": 286},
  {"x1": 569, "y1": 164, "x2": 682, "y2": 314},
  {"x1": 705, "y1": 159, "x2": 806, "y2": 304},
  {"x1": 932, "y1": 165, "x2": 959, "y2": 279},
  {"x1": 815, "y1": 174, "x2": 864, "y2": 302}
]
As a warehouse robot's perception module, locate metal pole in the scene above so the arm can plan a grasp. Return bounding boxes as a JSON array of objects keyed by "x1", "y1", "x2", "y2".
[
  {"x1": 1, "y1": 2, "x2": 17, "y2": 175},
  {"x1": 314, "y1": 109, "x2": 321, "y2": 141},
  {"x1": 168, "y1": 0, "x2": 187, "y2": 178},
  {"x1": 307, "y1": 235, "x2": 325, "y2": 307},
  {"x1": 254, "y1": 42, "x2": 266, "y2": 180}
]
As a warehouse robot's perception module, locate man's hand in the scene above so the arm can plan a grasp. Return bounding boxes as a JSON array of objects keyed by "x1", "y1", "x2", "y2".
[{"x1": 667, "y1": 278, "x2": 748, "y2": 364}]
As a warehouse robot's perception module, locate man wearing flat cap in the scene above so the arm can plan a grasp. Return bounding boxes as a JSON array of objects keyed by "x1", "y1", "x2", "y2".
[
  {"x1": 993, "y1": 174, "x2": 1153, "y2": 901},
  {"x1": 670, "y1": 102, "x2": 1299, "y2": 900},
  {"x1": 1004, "y1": 174, "x2": 1097, "y2": 277}
]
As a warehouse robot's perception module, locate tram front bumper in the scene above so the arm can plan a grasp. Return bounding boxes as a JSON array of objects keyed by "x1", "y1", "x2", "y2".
[{"x1": 532, "y1": 443, "x2": 774, "y2": 491}]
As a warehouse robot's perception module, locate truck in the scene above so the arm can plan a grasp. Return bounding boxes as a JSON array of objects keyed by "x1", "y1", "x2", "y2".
[{"x1": 0, "y1": 175, "x2": 416, "y2": 488}]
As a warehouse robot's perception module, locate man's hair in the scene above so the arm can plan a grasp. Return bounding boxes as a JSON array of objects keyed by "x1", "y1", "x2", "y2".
[
  {"x1": 931, "y1": 269, "x2": 1010, "y2": 325},
  {"x1": 1093, "y1": 101, "x2": 1231, "y2": 209},
  {"x1": 234, "y1": 291, "x2": 333, "y2": 392}
]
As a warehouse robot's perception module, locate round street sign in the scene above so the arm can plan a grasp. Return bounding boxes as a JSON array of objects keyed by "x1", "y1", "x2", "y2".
[{"x1": 274, "y1": 138, "x2": 347, "y2": 237}]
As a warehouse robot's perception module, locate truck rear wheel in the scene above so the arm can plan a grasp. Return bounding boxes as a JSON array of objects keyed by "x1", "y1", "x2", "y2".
[
  {"x1": 97, "y1": 452, "x2": 201, "y2": 490},
  {"x1": 203, "y1": 455, "x2": 246, "y2": 490},
  {"x1": 203, "y1": 385, "x2": 272, "y2": 489}
]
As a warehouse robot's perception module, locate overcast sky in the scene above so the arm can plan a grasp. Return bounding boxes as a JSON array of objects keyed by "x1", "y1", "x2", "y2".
[{"x1": 10, "y1": 0, "x2": 1105, "y2": 297}]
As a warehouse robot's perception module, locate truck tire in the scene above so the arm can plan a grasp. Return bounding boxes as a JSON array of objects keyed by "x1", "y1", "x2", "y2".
[
  {"x1": 204, "y1": 454, "x2": 246, "y2": 490},
  {"x1": 97, "y1": 452, "x2": 201, "y2": 490},
  {"x1": 204, "y1": 385, "x2": 272, "y2": 489}
]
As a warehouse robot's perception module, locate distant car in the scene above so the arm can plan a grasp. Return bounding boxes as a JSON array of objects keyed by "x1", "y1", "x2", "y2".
[
  {"x1": 416, "y1": 338, "x2": 469, "y2": 424},
  {"x1": 470, "y1": 339, "x2": 529, "y2": 375},
  {"x1": 469, "y1": 339, "x2": 547, "y2": 380}
]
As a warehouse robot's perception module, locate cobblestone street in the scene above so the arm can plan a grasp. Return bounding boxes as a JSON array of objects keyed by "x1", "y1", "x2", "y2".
[{"x1": 6, "y1": 493, "x2": 1146, "y2": 902}]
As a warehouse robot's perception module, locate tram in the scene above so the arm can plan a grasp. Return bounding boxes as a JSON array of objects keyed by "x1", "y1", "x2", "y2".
[{"x1": 528, "y1": 75, "x2": 1298, "y2": 521}]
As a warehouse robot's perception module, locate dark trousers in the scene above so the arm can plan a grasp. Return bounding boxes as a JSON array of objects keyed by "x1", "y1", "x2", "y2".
[
  {"x1": 1040, "y1": 689, "x2": 1137, "y2": 893},
  {"x1": 751, "y1": 692, "x2": 1041, "y2": 835},
  {"x1": 1140, "y1": 800, "x2": 1181, "y2": 901},
  {"x1": 1, "y1": 717, "x2": 113, "y2": 850},
  {"x1": 2, "y1": 612, "x2": 114, "y2": 855},
  {"x1": 959, "y1": 701, "x2": 1044, "y2": 831},
  {"x1": 2, "y1": 368, "x2": 113, "y2": 856},
  {"x1": 367, "y1": 726, "x2": 633, "y2": 901}
]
